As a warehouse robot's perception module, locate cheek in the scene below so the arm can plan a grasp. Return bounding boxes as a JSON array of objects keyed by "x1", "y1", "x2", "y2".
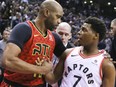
[
  {"x1": 114, "y1": 29, "x2": 116, "y2": 34},
  {"x1": 83, "y1": 34, "x2": 93, "y2": 42}
]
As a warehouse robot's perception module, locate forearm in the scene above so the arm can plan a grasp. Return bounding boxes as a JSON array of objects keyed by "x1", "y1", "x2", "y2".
[
  {"x1": 45, "y1": 58, "x2": 64, "y2": 84},
  {"x1": 45, "y1": 71, "x2": 56, "y2": 84},
  {"x1": 2, "y1": 56, "x2": 47, "y2": 75}
]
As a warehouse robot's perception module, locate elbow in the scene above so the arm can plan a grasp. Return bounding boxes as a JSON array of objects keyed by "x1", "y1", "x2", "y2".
[
  {"x1": 1, "y1": 55, "x2": 11, "y2": 69},
  {"x1": 45, "y1": 72, "x2": 58, "y2": 84},
  {"x1": 46, "y1": 79, "x2": 57, "y2": 85},
  {"x1": 48, "y1": 79, "x2": 57, "y2": 84},
  {"x1": 2, "y1": 56, "x2": 8, "y2": 68}
]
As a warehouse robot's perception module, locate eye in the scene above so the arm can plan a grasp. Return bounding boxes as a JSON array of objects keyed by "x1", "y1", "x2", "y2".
[
  {"x1": 110, "y1": 27, "x2": 113, "y2": 30},
  {"x1": 56, "y1": 15, "x2": 62, "y2": 19},
  {"x1": 81, "y1": 27, "x2": 87, "y2": 32},
  {"x1": 58, "y1": 32, "x2": 63, "y2": 35},
  {"x1": 58, "y1": 32, "x2": 69, "y2": 36}
]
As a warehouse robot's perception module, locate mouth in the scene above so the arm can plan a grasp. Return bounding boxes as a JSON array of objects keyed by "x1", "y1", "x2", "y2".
[
  {"x1": 77, "y1": 38, "x2": 81, "y2": 42},
  {"x1": 77, "y1": 36, "x2": 82, "y2": 43},
  {"x1": 54, "y1": 25, "x2": 58, "y2": 29}
]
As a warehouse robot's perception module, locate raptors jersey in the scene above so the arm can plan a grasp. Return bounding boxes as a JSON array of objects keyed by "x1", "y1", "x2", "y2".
[
  {"x1": 4, "y1": 21, "x2": 55, "y2": 86},
  {"x1": 60, "y1": 46, "x2": 105, "y2": 87}
]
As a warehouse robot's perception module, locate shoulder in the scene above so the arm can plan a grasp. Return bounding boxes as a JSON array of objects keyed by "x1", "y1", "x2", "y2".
[
  {"x1": 64, "y1": 46, "x2": 81, "y2": 56},
  {"x1": 102, "y1": 58, "x2": 114, "y2": 67},
  {"x1": 102, "y1": 58, "x2": 115, "y2": 74},
  {"x1": 11, "y1": 21, "x2": 32, "y2": 36},
  {"x1": 13, "y1": 22, "x2": 31, "y2": 31}
]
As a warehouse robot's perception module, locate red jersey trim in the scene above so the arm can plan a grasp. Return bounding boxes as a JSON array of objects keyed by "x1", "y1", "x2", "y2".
[
  {"x1": 27, "y1": 21, "x2": 48, "y2": 38},
  {"x1": 79, "y1": 50, "x2": 105, "y2": 59},
  {"x1": 99, "y1": 57, "x2": 105, "y2": 80}
]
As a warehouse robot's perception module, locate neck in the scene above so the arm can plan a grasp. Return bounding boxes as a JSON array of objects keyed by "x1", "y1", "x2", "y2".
[
  {"x1": 34, "y1": 17, "x2": 47, "y2": 35},
  {"x1": 82, "y1": 45, "x2": 99, "y2": 56}
]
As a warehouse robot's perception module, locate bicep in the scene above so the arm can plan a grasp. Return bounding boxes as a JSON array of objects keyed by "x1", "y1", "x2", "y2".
[
  {"x1": 2, "y1": 43, "x2": 21, "y2": 66},
  {"x1": 102, "y1": 59, "x2": 115, "y2": 87}
]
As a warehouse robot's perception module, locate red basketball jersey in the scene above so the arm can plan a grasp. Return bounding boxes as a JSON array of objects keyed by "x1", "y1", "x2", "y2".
[{"x1": 4, "y1": 21, "x2": 55, "y2": 86}]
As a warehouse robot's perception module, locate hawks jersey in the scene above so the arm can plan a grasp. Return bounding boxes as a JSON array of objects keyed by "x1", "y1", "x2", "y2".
[
  {"x1": 60, "y1": 46, "x2": 105, "y2": 87},
  {"x1": 4, "y1": 21, "x2": 55, "y2": 86}
]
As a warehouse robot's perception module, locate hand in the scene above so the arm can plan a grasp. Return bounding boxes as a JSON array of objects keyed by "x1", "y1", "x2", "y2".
[
  {"x1": 36, "y1": 57, "x2": 53, "y2": 75},
  {"x1": 103, "y1": 52, "x2": 113, "y2": 61},
  {"x1": 42, "y1": 58, "x2": 53, "y2": 75}
]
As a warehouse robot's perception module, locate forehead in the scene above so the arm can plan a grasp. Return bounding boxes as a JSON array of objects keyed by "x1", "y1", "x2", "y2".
[
  {"x1": 3, "y1": 30, "x2": 10, "y2": 34},
  {"x1": 54, "y1": 6, "x2": 64, "y2": 16},
  {"x1": 57, "y1": 29, "x2": 70, "y2": 34},
  {"x1": 57, "y1": 26, "x2": 71, "y2": 33},
  {"x1": 81, "y1": 23, "x2": 92, "y2": 29}
]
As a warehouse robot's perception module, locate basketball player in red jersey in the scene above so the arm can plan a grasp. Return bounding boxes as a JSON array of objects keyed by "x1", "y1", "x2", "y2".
[
  {"x1": 1, "y1": 0, "x2": 67, "y2": 87},
  {"x1": 45, "y1": 17, "x2": 115, "y2": 87}
]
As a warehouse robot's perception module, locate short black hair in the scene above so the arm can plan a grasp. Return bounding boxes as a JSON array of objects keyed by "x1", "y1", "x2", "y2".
[{"x1": 84, "y1": 17, "x2": 106, "y2": 42}]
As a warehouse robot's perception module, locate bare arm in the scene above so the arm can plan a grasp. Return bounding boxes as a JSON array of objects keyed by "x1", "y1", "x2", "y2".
[
  {"x1": 2, "y1": 43, "x2": 52, "y2": 75},
  {"x1": 101, "y1": 58, "x2": 115, "y2": 87},
  {"x1": 45, "y1": 48, "x2": 72, "y2": 84}
]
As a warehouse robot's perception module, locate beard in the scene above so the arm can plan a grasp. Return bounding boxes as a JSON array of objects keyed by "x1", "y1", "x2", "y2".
[{"x1": 44, "y1": 18, "x2": 55, "y2": 31}]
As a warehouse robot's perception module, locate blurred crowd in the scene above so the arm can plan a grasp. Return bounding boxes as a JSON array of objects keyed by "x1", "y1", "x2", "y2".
[{"x1": 0, "y1": 0, "x2": 114, "y2": 53}]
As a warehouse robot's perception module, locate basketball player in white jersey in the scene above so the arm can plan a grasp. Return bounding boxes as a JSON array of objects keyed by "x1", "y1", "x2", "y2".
[{"x1": 45, "y1": 17, "x2": 115, "y2": 87}]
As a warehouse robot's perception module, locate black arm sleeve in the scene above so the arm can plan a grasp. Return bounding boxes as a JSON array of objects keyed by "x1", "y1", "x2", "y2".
[
  {"x1": 52, "y1": 32, "x2": 66, "y2": 57},
  {"x1": 8, "y1": 22, "x2": 32, "y2": 50}
]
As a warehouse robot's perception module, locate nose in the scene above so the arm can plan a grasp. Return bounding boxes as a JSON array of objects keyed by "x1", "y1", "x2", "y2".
[
  {"x1": 77, "y1": 30, "x2": 81, "y2": 38},
  {"x1": 58, "y1": 19, "x2": 61, "y2": 24},
  {"x1": 62, "y1": 34, "x2": 66, "y2": 38},
  {"x1": 78, "y1": 30, "x2": 81, "y2": 35}
]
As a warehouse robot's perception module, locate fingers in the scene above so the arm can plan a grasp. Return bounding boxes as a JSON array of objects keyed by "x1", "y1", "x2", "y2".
[
  {"x1": 36, "y1": 57, "x2": 52, "y2": 66},
  {"x1": 36, "y1": 57, "x2": 46, "y2": 65}
]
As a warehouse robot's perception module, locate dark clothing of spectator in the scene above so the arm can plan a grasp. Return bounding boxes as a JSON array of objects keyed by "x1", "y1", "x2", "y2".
[{"x1": 110, "y1": 36, "x2": 116, "y2": 67}]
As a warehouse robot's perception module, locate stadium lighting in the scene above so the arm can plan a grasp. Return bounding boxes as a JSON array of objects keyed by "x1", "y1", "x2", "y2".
[
  {"x1": 90, "y1": 0, "x2": 93, "y2": 4},
  {"x1": 107, "y1": 2, "x2": 111, "y2": 5},
  {"x1": 84, "y1": 1, "x2": 87, "y2": 4},
  {"x1": 114, "y1": 7, "x2": 116, "y2": 10}
]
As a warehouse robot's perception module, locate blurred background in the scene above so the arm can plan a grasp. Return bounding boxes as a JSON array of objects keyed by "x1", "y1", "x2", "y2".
[{"x1": 0, "y1": 0, "x2": 116, "y2": 51}]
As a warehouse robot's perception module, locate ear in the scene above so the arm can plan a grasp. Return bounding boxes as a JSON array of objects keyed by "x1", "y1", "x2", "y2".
[
  {"x1": 68, "y1": 33, "x2": 72, "y2": 40},
  {"x1": 94, "y1": 33, "x2": 99, "y2": 40},
  {"x1": 43, "y1": 8, "x2": 50, "y2": 17}
]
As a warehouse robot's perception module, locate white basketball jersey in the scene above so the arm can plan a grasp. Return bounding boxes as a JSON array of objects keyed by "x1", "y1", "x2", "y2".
[{"x1": 60, "y1": 46, "x2": 105, "y2": 87}]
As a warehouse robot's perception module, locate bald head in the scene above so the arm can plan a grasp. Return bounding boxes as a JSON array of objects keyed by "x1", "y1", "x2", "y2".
[
  {"x1": 40, "y1": 0, "x2": 63, "y2": 12},
  {"x1": 56, "y1": 22, "x2": 72, "y2": 46},
  {"x1": 111, "y1": 18, "x2": 116, "y2": 36},
  {"x1": 111, "y1": 18, "x2": 116, "y2": 25},
  {"x1": 36, "y1": 0, "x2": 64, "y2": 30},
  {"x1": 56, "y1": 22, "x2": 71, "y2": 33}
]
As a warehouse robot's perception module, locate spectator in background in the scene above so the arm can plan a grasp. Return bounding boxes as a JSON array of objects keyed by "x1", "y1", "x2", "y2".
[
  {"x1": 50, "y1": 22, "x2": 74, "y2": 87},
  {"x1": 0, "y1": 28, "x2": 11, "y2": 83},
  {"x1": 11, "y1": 12, "x2": 22, "y2": 28},
  {"x1": 104, "y1": 31, "x2": 112, "y2": 53},
  {"x1": 55, "y1": 22, "x2": 74, "y2": 48},
  {"x1": 110, "y1": 18, "x2": 116, "y2": 87},
  {"x1": 0, "y1": 28, "x2": 11, "y2": 56},
  {"x1": 110, "y1": 18, "x2": 116, "y2": 67}
]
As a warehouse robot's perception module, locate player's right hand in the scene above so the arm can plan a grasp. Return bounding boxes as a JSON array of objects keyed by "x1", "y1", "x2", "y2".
[{"x1": 36, "y1": 57, "x2": 53, "y2": 75}]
